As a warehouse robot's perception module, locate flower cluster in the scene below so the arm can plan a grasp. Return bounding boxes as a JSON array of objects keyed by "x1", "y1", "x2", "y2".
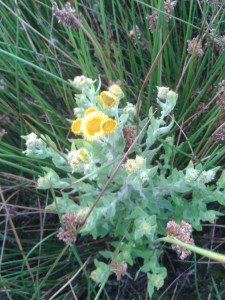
[
  {"x1": 71, "y1": 108, "x2": 117, "y2": 141},
  {"x1": 213, "y1": 128, "x2": 225, "y2": 143},
  {"x1": 52, "y1": 2, "x2": 82, "y2": 29},
  {"x1": 124, "y1": 155, "x2": 150, "y2": 185},
  {"x1": 164, "y1": 0, "x2": 177, "y2": 13},
  {"x1": 214, "y1": 35, "x2": 225, "y2": 53},
  {"x1": 69, "y1": 76, "x2": 125, "y2": 142},
  {"x1": 146, "y1": 0, "x2": 177, "y2": 32},
  {"x1": 146, "y1": 11, "x2": 158, "y2": 33},
  {"x1": 185, "y1": 161, "x2": 219, "y2": 184},
  {"x1": 57, "y1": 209, "x2": 88, "y2": 245},
  {"x1": 123, "y1": 155, "x2": 158, "y2": 191},
  {"x1": 187, "y1": 36, "x2": 204, "y2": 57},
  {"x1": 166, "y1": 220, "x2": 194, "y2": 260},
  {"x1": 129, "y1": 25, "x2": 142, "y2": 46},
  {"x1": 70, "y1": 75, "x2": 95, "y2": 92},
  {"x1": 57, "y1": 213, "x2": 79, "y2": 245},
  {"x1": 124, "y1": 155, "x2": 146, "y2": 174}
]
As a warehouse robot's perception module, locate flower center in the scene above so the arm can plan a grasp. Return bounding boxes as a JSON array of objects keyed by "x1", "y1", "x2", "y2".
[{"x1": 86, "y1": 118, "x2": 101, "y2": 135}]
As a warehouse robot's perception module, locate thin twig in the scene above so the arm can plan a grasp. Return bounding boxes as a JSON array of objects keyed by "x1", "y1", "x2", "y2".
[
  {"x1": 173, "y1": 118, "x2": 195, "y2": 159},
  {"x1": 49, "y1": 257, "x2": 90, "y2": 300}
]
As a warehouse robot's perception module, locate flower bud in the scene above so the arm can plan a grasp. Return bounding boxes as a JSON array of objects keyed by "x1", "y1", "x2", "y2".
[
  {"x1": 73, "y1": 107, "x2": 84, "y2": 118},
  {"x1": 199, "y1": 170, "x2": 216, "y2": 183},
  {"x1": 166, "y1": 90, "x2": 178, "y2": 100},
  {"x1": 148, "y1": 274, "x2": 165, "y2": 290},
  {"x1": 124, "y1": 159, "x2": 137, "y2": 174},
  {"x1": 37, "y1": 168, "x2": 60, "y2": 189},
  {"x1": 24, "y1": 132, "x2": 38, "y2": 148},
  {"x1": 124, "y1": 155, "x2": 146, "y2": 175},
  {"x1": 68, "y1": 148, "x2": 90, "y2": 172},
  {"x1": 123, "y1": 102, "x2": 136, "y2": 116},
  {"x1": 185, "y1": 168, "x2": 198, "y2": 182},
  {"x1": 76, "y1": 207, "x2": 89, "y2": 221},
  {"x1": 69, "y1": 75, "x2": 95, "y2": 91},
  {"x1": 157, "y1": 87, "x2": 170, "y2": 99},
  {"x1": 90, "y1": 268, "x2": 103, "y2": 283},
  {"x1": 139, "y1": 220, "x2": 151, "y2": 234},
  {"x1": 37, "y1": 177, "x2": 52, "y2": 189},
  {"x1": 108, "y1": 84, "x2": 124, "y2": 100},
  {"x1": 22, "y1": 132, "x2": 49, "y2": 158}
]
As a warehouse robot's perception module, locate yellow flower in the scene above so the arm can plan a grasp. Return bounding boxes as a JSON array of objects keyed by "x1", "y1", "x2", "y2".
[
  {"x1": 109, "y1": 84, "x2": 124, "y2": 99},
  {"x1": 100, "y1": 91, "x2": 117, "y2": 108},
  {"x1": 84, "y1": 107, "x2": 97, "y2": 116},
  {"x1": 81, "y1": 111, "x2": 108, "y2": 141},
  {"x1": 71, "y1": 118, "x2": 82, "y2": 134},
  {"x1": 102, "y1": 118, "x2": 117, "y2": 134}
]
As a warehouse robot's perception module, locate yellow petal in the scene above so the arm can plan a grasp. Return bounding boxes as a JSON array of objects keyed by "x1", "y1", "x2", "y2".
[
  {"x1": 84, "y1": 107, "x2": 97, "y2": 116},
  {"x1": 71, "y1": 118, "x2": 82, "y2": 134}
]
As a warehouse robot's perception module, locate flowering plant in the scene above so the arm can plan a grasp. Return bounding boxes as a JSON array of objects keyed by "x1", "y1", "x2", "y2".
[{"x1": 22, "y1": 75, "x2": 225, "y2": 296}]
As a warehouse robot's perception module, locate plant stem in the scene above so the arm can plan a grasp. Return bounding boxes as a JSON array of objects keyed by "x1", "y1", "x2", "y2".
[
  {"x1": 94, "y1": 274, "x2": 110, "y2": 300},
  {"x1": 156, "y1": 237, "x2": 225, "y2": 263}
]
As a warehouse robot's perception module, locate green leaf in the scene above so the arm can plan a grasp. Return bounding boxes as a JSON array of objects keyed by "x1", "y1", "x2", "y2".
[
  {"x1": 217, "y1": 170, "x2": 225, "y2": 189},
  {"x1": 90, "y1": 259, "x2": 111, "y2": 284},
  {"x1": 147, "y1": 269, "x2": 167, "y2": 296},
  {"x1": 45, "y1": 193, "x2": 79, "y2": 213},
  {"x1": 134, "y1": 215, "x2": 157, "y2": 241}
]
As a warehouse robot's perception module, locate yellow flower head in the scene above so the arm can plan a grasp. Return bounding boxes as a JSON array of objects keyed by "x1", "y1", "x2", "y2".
[
  {"x1": 109, "y1": 84, "x2": 124, "y2": 99},
  {"x1": 84, "y1": 107, "x2": 97, "y2": 116},
  {"x1": 102, "y1": 118, "x2": 117, "y2": 134},
  {"x1": 77, "y1": 148, "x2": 89, "y2": 162},
  {"x1": 100, "y1": 91, "x2": 117, "y2": 108},
  {"x1": 71, "y1": 118, "x2": 82, "y2": 134},
  {"x1": 81, "y1": 111, "x2": 108, "y2": 141}
]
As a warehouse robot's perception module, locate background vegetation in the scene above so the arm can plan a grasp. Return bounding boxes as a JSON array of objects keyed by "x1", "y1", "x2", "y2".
[{"x1": 0, "y1": 0, "x2": 225, "y2": 299}]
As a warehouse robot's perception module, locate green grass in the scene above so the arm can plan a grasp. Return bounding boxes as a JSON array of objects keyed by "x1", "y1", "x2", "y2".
[{"x1": 1, "y1": 0, "x2": 225, "y2": 298}]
